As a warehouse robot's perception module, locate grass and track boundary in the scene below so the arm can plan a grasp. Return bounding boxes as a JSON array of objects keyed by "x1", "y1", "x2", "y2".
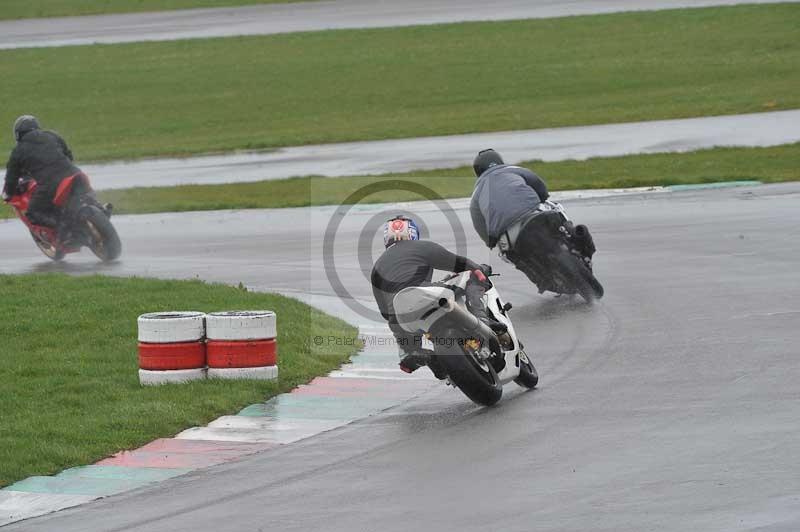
[
  {"x1": 0, "y1": 274, "x2": 359, "y2": 488},
  {"x1": 1, "y1": 4, "x2": 797, "y2": 160},
  {"x1": 0, "y1": 0, "x2": 305, "y2": 21},
  {"x1": 2, "y1": 143, "x2": 796, "y2": 219},
  {"x1": 89, "y1": 143, "x2": 800, "y2": 214}
]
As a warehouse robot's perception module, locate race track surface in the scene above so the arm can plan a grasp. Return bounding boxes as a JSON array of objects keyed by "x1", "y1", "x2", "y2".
[
  {"x1": 1, "y1": 182, "x2": 799, "y2": 531},
  {"x1": 0, "y1": 0, "x2": 796, "y2": 49},
  {"x1": 82, "y1": 110, "x2": 800, "y2": 190}
]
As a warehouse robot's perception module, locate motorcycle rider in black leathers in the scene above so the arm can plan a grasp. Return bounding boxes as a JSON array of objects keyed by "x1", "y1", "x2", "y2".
[
  {"x1": 2, "y1": 115, "x2": 82, "y2": 229},
  {"x1": 371, "y1": 216, "x2": 506, "y2": 377},
  {"x1": 470, "y1": 149, "x2": 596, "y2": 293}
]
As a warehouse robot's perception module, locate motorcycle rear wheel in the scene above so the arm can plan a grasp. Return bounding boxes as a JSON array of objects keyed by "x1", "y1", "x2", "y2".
[
  {"x1": 553, "y1": 249, "x2": 603, "y2": 303},
  {"x1": 436, "y1": 331, "x2": 503, "y2": 406},
  {"x1": 30, "y1": 230, "x2": 64, "y2": 261},
  {"x1": 82, "y1": 206, "x2": 122, "y2": 262}
]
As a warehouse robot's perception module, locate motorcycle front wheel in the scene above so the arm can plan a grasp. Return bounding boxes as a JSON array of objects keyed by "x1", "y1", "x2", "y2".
[
  {"x1": 514, "y1": 350, "x2": 539, "y2": 389},
  {"x1": 30, "y1": 230, "x2": 64, "y2": 261},
  {"x1": 436, "y1": 330, "x2": 503, "y2": 406}
]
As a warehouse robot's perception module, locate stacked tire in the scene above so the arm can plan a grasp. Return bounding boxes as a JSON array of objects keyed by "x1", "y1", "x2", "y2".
[
  {"x1": 138, "y1": 312, "x2": 207, "y2": 385},
  {"x1": 206, "y1": 311, "x2": 278, "y2": 380}
]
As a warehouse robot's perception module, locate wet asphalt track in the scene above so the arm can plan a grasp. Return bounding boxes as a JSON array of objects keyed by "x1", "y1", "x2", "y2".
[
  {"x1": 1, "y1": 0, "x2": 795, "y2": 50},
  {"x1": 81, "y1": 110, "x2": 800, "y2": 191},
  {"x1": 1, "y1": 182, "x2": 799, "y2": 531}
]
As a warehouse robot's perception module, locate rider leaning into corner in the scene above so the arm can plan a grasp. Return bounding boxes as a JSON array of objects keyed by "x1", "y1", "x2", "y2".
[
  {"x1": 370, "y1": 216, "x2": 507, "y2": 378},
  {"x1": 2, "y1": 115, "x2": 82, "y2": 228},
  {"x1": 469, "y1": 148, "x2": 596, "y2": 292}
]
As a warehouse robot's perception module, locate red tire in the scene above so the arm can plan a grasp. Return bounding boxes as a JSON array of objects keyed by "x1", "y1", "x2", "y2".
[
  {"x1": 206, "y1": 339, "x2": 277, "y2": 369},
  {"x1": 138, "y1": 342, "x2": 206, "y2": 371}
]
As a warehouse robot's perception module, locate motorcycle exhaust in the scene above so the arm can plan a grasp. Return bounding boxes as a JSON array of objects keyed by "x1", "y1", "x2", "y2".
[{"x1": 437, "y1": 297, "x2": 497, "y2": 343}]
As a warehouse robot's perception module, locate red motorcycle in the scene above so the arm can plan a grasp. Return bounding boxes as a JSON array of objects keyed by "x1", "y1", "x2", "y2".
[{"x1": 5, "y1": 173, "x2": 121, "y2": 262}]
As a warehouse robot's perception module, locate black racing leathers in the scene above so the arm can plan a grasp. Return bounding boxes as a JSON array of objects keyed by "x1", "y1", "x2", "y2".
[
  {"x1": 371, "y1": 240, "x2": 480, "y2": 354},
  {"x1": 506, "y1": 212, "x2": 565, "y2": 290},
  {"x1": 508, "y1": 211, "x2": 596, "y2": 292},
  {"x1": 4, "y1": 130, "x2": 80, "y2": 226}
]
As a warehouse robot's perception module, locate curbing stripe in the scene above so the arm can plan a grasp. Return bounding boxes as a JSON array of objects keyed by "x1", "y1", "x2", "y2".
[
  {"x1": 55, "y1": 465, "x2": 192, "y2": 481},
  {"x1": 0, "y1": 492, "x2": 96, "y2": 527},
  {"x1": 5, "y1": 467, "x2": 192, "y2": 497},
  {"x1": 174, "y1": 421, "x2": 346, "y2": 444},
  {"x1": 236, "y1": 398, "x2": 399, "y2": 420},
  {"x1": 97, "y1": 439, "x2": 274, "y2": 469},
  {"x1": 0, "y1": 324, "x2": 437, "y2": 526}
]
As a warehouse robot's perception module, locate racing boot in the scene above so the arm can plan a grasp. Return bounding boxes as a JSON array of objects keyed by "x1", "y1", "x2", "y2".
[
  {"x1": 466, "y1": 272, "x2": 507, "y2": 334},
  {"x1": 572, "y1": 224, "x2": 596, "y2": 271},
  {"x1": 399, "y1": 350, "x2": 430, "y2": 374}
]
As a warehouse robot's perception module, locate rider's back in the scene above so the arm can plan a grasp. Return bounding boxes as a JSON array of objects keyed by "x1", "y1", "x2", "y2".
[
  {"x1": 470, "y1": 164, "x2": 547, "y2": 247},
  {"x1": 7, "y1": 130, "x2": 78, "y2": 187},
  {"x1": 371, "y1": 240, "x2": 476, "y2": 321}
]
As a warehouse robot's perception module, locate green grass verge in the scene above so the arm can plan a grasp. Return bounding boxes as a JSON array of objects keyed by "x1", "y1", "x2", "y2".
[
  {"x1": 1, "y1": 143, "x2": 792, "y2": 219},
  {"x1": 1, "y1": 0, "x2": 304, "y2": 20},
  {"x1": 1, "y1": 4, "x2": 798, "y2": 160},
  {"x1": 0, "y1": 274, "x2": 359, "y2": 488}
]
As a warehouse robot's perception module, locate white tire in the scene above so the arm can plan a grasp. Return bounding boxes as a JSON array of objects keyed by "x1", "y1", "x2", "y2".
[
  {"x1": 139, "y1": 368, "x2": 207, "y2": 386},
  {"x1": 207, "y1": 366, "x2": 278, "y2": 381},
  {"x1": 138, "y1": 312, "x2": 206, "y2": 343},
  {"x1": 205, "y1": 311, "x2": 276, "y2": 341}
]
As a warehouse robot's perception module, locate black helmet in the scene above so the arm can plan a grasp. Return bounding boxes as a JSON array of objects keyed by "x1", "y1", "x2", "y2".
[
  {"x1": 13, "y1": 115, "x2": 40, "y2": 142},
  {"x1": 473, "y1": 149, "x2": 504, "y2": 177}
]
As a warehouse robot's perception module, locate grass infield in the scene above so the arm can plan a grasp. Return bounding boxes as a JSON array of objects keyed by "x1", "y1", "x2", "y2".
[
  {"x1": 0, "y1": 4, "x2": 797, "y2": 160},
  {"x1": 1, "y1": 143, "x2": 792, "y2": 219},
  {"x1": 0, "y1": 0, "x2": 303, "y2": 20},
  {"x1": 0, "y1": 274, "x2": 359, "y2": 488}
]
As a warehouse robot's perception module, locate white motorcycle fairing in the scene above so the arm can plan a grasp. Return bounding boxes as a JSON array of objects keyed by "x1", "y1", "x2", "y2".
[{"x1": 393, "y1": 271, "x2": 526, "y2": 386}]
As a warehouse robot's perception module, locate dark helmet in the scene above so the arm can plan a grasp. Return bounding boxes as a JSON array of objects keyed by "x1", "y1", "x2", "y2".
[
  {"x1": 473, "y1": 148, "x2": 504, "y2": 177},
  {"x1": 13, "y1": 115, "x2": 40, "y2": 142}
]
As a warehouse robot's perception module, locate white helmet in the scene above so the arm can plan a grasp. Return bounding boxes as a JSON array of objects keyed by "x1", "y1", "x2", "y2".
[{"x1": 382, "y1": 216, "x2": 420, "y2": 248}]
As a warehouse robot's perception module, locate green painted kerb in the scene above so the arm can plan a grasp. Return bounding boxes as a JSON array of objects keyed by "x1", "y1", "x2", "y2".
[{"x1": 5, "y1": 466, "x2": 192, "y2": 496}]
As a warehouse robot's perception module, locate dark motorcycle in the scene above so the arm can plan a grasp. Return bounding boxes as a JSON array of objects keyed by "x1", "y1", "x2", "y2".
[
  {"x1": 5, "y1": 174, "x2": 121, "y2": 262},
  {"x1": 500, "y1": 200, "x2": 603, "y2": 303}
]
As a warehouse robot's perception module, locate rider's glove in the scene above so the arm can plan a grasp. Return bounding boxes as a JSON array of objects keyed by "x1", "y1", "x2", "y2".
[
  {"x1": 479, "y1": 263, "x2": 493, "y2": 276},
  {"x1": 1, "y1": 191, "x2": 9, "y2": 202}
]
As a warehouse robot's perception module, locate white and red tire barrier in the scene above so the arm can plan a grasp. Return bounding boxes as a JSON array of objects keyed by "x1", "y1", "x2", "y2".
[
  {"x1": 138, "y1": 312, "x2": 207, "y2": 385},
  {"x1": 205, "y1": 311, "x2": 279, "y2": 380}
]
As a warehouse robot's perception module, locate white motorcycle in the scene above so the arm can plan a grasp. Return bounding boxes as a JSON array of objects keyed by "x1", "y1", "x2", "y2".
[{"x1": 393, "y1": 271, "x2": 538, "y2": 406}]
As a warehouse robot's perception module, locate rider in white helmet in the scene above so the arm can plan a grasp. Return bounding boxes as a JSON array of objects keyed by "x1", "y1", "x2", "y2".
[{"x1": 371, "y1": 215, "x2": 504, "y2": 377}]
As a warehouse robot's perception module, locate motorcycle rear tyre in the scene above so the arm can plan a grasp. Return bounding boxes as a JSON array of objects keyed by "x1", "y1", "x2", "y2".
[
  {"x1": 83, "y1": 206, "x2": 122, "y2": 262},
  {"x1": 436, "y1": 332, "x2": 503, "y2": 406},
  {"x1": 554, "y1": 250, "x2": 603, "y2": 303}
]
